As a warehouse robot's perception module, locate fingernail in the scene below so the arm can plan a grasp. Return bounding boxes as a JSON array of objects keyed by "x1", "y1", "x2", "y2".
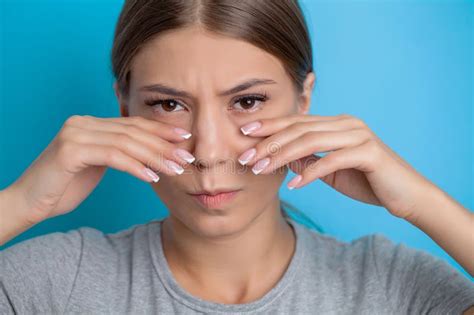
[
  {"x1": 174, "y1": 127, "x2": 192, "y2": 139},
  {"x1": 238, "y1": 148, "x2": 256, "y2": 165},
  {"x1": 164, "y1": 160, "x2": 184, "y2": 174},
  {"x1": 240, "y1": 121, "x2": 262, "y2": 135},
  {"x1": 252, "y1": 157, "x2": 270, "y2": 175},
  {"x1": 287, "y1": 175, "x2": 302, "y2": 190},
  {"x1": 143, "y1": 167, "x2": 160, "y2": 182},
  {"x1": 174, "y1": 148, "x2": 195, "y2": 163}
]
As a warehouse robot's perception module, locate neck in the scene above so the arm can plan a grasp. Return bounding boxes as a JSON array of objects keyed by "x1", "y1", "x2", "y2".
[{"x1": 161, "y1": 198, "x2": 296, "y2": 303}]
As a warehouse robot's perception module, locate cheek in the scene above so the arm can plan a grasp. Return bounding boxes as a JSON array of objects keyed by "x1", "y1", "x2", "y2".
[{"x1": 246, "y1": 166, "x2": 288, "y2": 200}]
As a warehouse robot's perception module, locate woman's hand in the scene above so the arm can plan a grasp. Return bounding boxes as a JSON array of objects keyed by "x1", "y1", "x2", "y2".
[
  {"x1": 238, "y1": 113, "x2": 474, "y2": 276},
  {"x1": 238, "y1": 113, "x2": 442, "y2": 220},
  {"x1": 6, "y1": 114, "x2": 195, "y2": 226}
]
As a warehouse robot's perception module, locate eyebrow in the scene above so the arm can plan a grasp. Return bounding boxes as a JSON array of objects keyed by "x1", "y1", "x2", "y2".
[{"x1": 139, "y1": 78, "x2": 277, "y2": 99}]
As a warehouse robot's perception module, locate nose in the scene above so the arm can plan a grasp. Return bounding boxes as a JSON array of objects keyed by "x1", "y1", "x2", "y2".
[{"x1": 189, "y1": 103, "x2": 240, "y2": 172}]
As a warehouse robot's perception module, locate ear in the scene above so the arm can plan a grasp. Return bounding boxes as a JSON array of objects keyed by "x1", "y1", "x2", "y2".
[
  {"x1": 113, "y1": 81, "x2": 129, "y2": 117},
  {"x1": 297, "y1": 71, "x2": 316, "y2": 115}
]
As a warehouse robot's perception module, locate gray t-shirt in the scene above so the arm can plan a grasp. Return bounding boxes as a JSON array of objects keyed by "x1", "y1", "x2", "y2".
[{"x1": 1, "y1": 216, "x2": 473, "y2": 314}]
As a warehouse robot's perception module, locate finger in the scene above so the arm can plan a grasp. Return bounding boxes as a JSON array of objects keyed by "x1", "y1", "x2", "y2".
[
  {"x1": 72, "y1": 143, "x2": 161, "y2": 183},
  {"x1": 69, "y1": 127, "x2": 189, "y2": 176},
  {"x1": 240, "y1": 118, "x2": 359, "y2": 166},
  {"x1": 72, "y1": 120, "x2": 195, "y2": 166},
  {"x1": 254, "y1": 128, "x2": 371, "y2": 175},
  {"x1": 79, "y1": 115, "x2": 192, "y2": 143},
  {"x1": 288, "y1": 140, "x2": 377, "y2": 189},
  {"x1": 239, "y1": 113, "x2": 350, "y2": 137},
  {"x1": 287, "y1": 154, "x2": 322, "y2": 174}
]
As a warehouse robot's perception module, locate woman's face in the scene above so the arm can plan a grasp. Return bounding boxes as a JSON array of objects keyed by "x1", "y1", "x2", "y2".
[{"x1": 118, "y1": 25, "x2": 311, "y2": 238}]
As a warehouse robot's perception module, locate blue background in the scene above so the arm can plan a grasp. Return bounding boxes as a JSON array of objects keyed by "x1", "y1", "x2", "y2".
[{"x1": 1, "y1": 0, "x2": 472, "y2": 280}]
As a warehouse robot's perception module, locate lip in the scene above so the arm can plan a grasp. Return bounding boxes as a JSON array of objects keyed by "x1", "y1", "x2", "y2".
[{"x1": 189, "y1": 189, "x2": 241, "y2": 208}]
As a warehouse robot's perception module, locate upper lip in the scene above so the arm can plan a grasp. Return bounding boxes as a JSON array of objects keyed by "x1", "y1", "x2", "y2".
[{"x1": 189, "y1": 188, "x2": 241, "y2": 196}]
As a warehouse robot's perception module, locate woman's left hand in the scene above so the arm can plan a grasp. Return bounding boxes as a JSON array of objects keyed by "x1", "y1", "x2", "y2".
[{"x1": 237, "y1": 113, "x2": 436, "y2": 220}]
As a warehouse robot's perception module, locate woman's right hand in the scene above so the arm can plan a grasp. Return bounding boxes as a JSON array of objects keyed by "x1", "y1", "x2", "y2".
[{"x1": 5, "y1": 114, "x2": 195, "y2": 226}]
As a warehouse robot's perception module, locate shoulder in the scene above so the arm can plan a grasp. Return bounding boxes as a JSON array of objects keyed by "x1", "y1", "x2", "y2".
[
  {"x1": 296, "y1": 223, "x2": 474, "y2": 313},
  {"x1": 0, "y1": 228, "x2": 85, "y2": 313},
  {"x1": 1, "y1": 228, "x2": 84, "y2": 270},
  {"x1": 0, "y1": 220, "x2": 159, "y2": 313},
  {"x1": 297, "y1": 222, "x2": 435, "y2": 265},
  {"x1": 0, "y1": 219, "x2": 157, "y2": 280},
  {"x1": 295, "y1": 221, "x2": 384, "y2": 263}
]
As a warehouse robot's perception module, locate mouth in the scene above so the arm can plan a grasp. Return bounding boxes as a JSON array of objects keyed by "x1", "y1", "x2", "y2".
[{"x1": 188, "y1": 188, "x2": 241, "y2": 209}]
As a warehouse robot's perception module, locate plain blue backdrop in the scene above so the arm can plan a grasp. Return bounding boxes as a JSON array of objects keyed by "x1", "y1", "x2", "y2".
[{"x1": 0, "y1": 0, "x2": 472, "y2": 280}]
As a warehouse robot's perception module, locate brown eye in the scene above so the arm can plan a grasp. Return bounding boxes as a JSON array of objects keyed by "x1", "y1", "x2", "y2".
[
  {"x1": 161, "y1": 100, "x2": 179, "y2": 112},
  {"x1": 239, "y1": 98, "x2": 257, "y2": 110},
  {"x1": 233, "y1": 95, "x2": 267, "y2": 113},
  {"x1": 144, "y1": 98, "x2": 186, "y2": 115}
]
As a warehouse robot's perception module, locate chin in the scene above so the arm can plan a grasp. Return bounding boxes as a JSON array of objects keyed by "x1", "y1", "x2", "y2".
[
  {"x1": 188, "y1": 211, "x2": 247, "y2": 239},
  {"x1": 174, "y1": 202, "x2": 260, "y2": 240}
]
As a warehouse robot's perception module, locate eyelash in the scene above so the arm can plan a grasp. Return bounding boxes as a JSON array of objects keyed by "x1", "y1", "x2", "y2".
[{"x1": 144, "y1": 92, "x2": 269, "y2": 115}]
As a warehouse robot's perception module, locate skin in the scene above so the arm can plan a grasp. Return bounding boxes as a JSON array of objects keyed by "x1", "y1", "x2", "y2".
[
  {"x1": 115, "y1": 25, "x2": 312, "y2": 303},
  {"x1": 112, "y1": 24, "x2": 474, "y2": 307},
  {"x1": 0, "y1": 23, "x2": 472, "y2": 312}
]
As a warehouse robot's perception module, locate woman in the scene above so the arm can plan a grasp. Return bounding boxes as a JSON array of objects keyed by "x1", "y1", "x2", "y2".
[{"x1": 1, "y1": 0, "x2": 473, "y2": 314}]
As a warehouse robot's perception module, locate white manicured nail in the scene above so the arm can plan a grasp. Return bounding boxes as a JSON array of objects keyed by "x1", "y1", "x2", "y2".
[
  {"x1": 287, "y1": 175, "x2": 302, "y2": 190},
  {"x1": 174, "y1": 148, "x2": 195, "y2": 163},
  {"x1": 164, "y1": 160, "x2": 184, "y2": 174},
  {"x1": 174, "y1": 127, "x2": 192, "y2": 139},
  {"x1": 240, "y1": 121, "x2": 262, "y2": 135},
  {"x1": 238, "y1": 148, "x2": 256, "y2": 165},
  {"x1": 252, "y1": 157, "x2": 270, "y2": 175},
  {"x1": 143, "y1": 167, "x2": 160, "y2": 182}
]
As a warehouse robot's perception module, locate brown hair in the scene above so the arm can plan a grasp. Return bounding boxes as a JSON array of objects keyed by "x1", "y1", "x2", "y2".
[
  {"x1": 111, "y1": 0, "x2": 313, "y2": 98},
  {"x1": 110, "y1": 0, "x2": 322, "y2": 233}
]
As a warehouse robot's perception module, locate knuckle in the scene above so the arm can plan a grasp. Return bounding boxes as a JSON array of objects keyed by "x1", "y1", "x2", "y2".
[
  {"x1": 263, "y1": 141, "x2": 282, "y2": 156},
  {"x1": 365, "y1": 139, "x2": 382, "y2": 163},
  {"x1": 129, "y1": 115, "x2": 146, "y2": 125},
  {"x1": 304, "y1": 131, "x2": 320, "y2": 145},
  {"x1": 124, "y1": 124, "x2": 142, "y2": 137},
  {"x1": 340, "y1": 113, "x2": 367, "y2": 129},
  {"x1": 146, "y1": 158, "x2": 158, "y2": 171},
  {"x1": 289, "y1": 113, "x2": 303, "y2": 123},
  {"x1": 338, "y1": 113, "x2": 351, "y2": 119},
  {"x1": 65, "y1": 115, "x2": 82, "y2": 126},
  {"x1": 71, "y1": 130, "x2": 90, "y2": 144},
  {"x1": 105, "y1": 147, "x2": 121, "y2": 165},
  {"x1": 277, "y1": 145, "x2": 291, "y2": 162},
  {"x1": 325, "y1": 152, "x2": 341, "y2": 166},
  {"x1": 356, "y1": 128, "x2": 372, "y2": 140},
  {"x1": 116, "y1": 133, "x2": 131, "y2": 144},
  {"x1": 148, "y1": 155, "x2": 164, "y2": 172},
  {"x1": 288, "y1": 121, "x2": 306, "y2": 133},
  {"x1": 57, "y1": 126, "x2": 74, "y2": 143},
  {"x1": 352, "y1": 117, "x2": 367, "y2": 128}
]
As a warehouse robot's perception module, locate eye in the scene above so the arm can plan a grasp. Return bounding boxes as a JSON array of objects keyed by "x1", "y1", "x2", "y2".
[
  {"x1": 232, "y1": 93, "x2": 268, "y2": 113},
  {"x1": 144, "y1": 97, "x2": 186, "y2": 115}
]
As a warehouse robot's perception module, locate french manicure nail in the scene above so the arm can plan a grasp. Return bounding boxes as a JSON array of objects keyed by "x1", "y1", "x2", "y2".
[
  {"x1": 287, "y1": 175, "x2": 302, "y2": 190},
  {"x1": 174, "y1": 148, "x2": 195, "y2": 163},
  {"x1": 164, "y1": 159, "x2": 184, "y2": 174},
  {"x1": 143, "y1": 167, "x2": 160, "y2": 182},
  {"x1": 240, "y1": 121, "x2": 262, "y2": 135},
  {"x1": 238, "y1": 148, "x2": 256, "y2": 165},
  {"x1": 252, "y1": 157, "x2": 270, "y2": 175},
  {"x1": 174, "y1": 127, "x2": 192, "y2": 139}
]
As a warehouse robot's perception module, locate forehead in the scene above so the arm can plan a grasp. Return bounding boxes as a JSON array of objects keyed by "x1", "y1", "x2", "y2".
[{"x1": 129, "y1": 25, "x2": 289, "y2": 88}]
